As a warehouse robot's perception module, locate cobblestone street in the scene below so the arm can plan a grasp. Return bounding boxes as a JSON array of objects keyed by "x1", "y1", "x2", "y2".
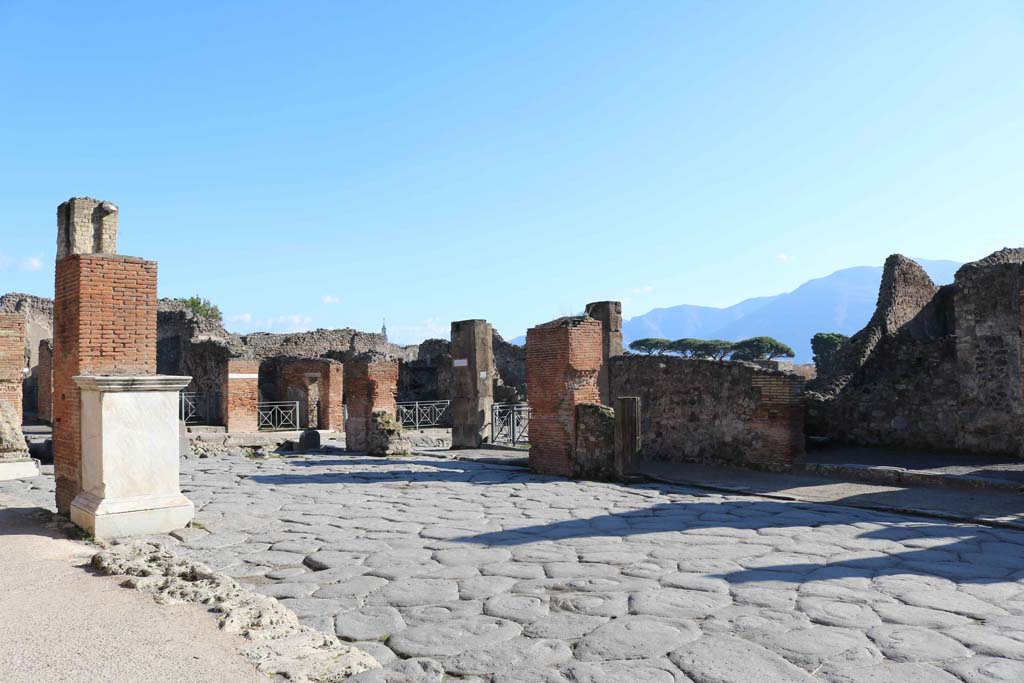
[{"x1": 6, "y1": 453, "x2": 1024, "y2": 682}]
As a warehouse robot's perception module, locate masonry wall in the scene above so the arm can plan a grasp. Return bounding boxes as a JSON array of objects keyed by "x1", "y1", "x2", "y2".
[
  {"x1": 0, "y1": 314, "x2": 25, "y2": 419},
  {"x1": 345, "y1": 361, "x2": 398, "y2": 451},
  {"x1": 222, "y1": 359, "x2": 259, "y2": 432},
  {"x1": 37, "y1": 339, "x2": 53, "y2": 423},
  {"x1": 526, "y1": 317, "x2": 603, "y2": 476},
  {"x1": 53, "y1": 254, "x2": 157, "y2": 512},
  {"x1": 609, "y1": 356, "x2": 805, "y2": 471},
  {"x1": 267, "y1": 357, "x2": 343, "y2": 430}
]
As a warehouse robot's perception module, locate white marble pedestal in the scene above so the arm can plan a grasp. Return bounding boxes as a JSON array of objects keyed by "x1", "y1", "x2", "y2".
[{"x1": 70, "y1": 375, "x2": 194, "y2": 538}]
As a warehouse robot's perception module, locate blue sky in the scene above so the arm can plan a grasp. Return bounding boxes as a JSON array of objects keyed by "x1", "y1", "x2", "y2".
[{"x1": 1, "y1": 1, "x2": 1022, "y2": 344}]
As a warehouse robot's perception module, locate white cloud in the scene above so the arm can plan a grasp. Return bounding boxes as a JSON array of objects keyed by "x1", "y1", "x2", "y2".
[
  {"x1": 775, "y1": 252, "x2": 792, "y2": 264},
  {"x1": 265, "y1": 314, "x2": 314, "y2": 333},
  {"x1": 0, "y1": 252, "x2": 45, "y2": 272},
  {"x1": 321, "y1": 295, "x2": 340, "y2": 305},
  {"x1": 388, "y1": 317, "x2": 447, "y2": 344},
  {"x1": 629, "y1": 285, "x2": 655, "y2": 295},
  {"x1": 227, "y1": 312, "x2": 253, "y2": 324}
]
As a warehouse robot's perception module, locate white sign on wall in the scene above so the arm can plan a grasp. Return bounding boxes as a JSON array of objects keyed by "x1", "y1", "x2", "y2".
[{"x1": 453, "y1": 359, "x2": 469, "y2": 367}]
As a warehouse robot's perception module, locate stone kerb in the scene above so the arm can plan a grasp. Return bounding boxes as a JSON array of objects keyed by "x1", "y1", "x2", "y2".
[{"x1": 70, "y1": 374, "x2": 194, "y2": 537}]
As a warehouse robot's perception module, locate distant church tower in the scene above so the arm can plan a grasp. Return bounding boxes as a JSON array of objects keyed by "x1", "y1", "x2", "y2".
[{"x1": 381, "y1": 318, "x2": 387, "y2": 340}]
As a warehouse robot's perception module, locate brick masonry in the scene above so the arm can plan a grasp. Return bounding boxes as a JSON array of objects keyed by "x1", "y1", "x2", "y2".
[
  {"x1": 53, "y1": 254, "x2": 158, "y2": 512},
  {"x1": 0, "y1": 314, "x2": 26, "y2": 420},
  {"x1": 270, "y1": 358, "x2": 343, "y2": 430},
  {"x1": 526, "y1": 317, "x2": 603, "y2": 476},
  {"x1": 37, "y1": 339, "x2": 53, "y2": 423},
  {"x1": 344, "y1": 361, "x2": 399, "y2": 452},
  {"x1": 609, "y1": 356, "x2": 806, "y2": 471},
  {"x1": 223, "y1": 359, "x2": 260, "y2": 433}
]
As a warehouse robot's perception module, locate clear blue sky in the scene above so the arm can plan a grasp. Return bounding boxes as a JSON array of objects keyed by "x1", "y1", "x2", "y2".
[{"x1": 2, "y1": 1, "x2": 1022, "y2": 344}]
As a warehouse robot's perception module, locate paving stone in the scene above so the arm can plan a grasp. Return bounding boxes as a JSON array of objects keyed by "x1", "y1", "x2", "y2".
[
  {"x1": 366, "y1": 578, "x2": 460, "y2": 607},
  {"x1": 944, "y1": 656, "x2": 1024, "y2": 682},
  {"x1": 265, "y1": 566, "x2": 311, "y2": 580},
  {"x1": 944, "y1": 625, "x2": 1024, "y2": 659},
  {"x1": 400, "y1": 600, "x2": 484, "y2": 626},
  {"x1": 899, "y1": 590, "x2": 1010, "y2": 619},
  {"x1": 825, "y1": 661, "x2": 962, "y2": 682},
  {"x1": 434, "y1": 548, "x2": 512, "y2": 566},
  {"x1": 548, "y1": 592, "x2": 628, "y2": 618},
  {"x1": 388, "y1": 616, "x2": 522, "y2": 657},
  {"x1": 702, "y1": 606, "x2": 812, "y2": 635},
  {"x1": 459, "y1": 575, "x2": 518, "y2": 600},
  {"x1": 872, "y1": 602, "x2": 972, "y2": 628},
  {"x1": 256, "y1": 582, "x2": 318, "y2": 599},
  {"x1": 575, "y1": 617, "x2": 697, "y2": 661},
  {"x1": 560, "y1": 659, "x2": 682, "y2": 683},
  {"x1": 797, "y1": 597, "x2": 883, "y2": 629},
  {"x1": 335, "y1": 606, "x2": 407, "y2": 641},
  {"x1": 669, "y1": 634, "x2": 813, "y2": 682},
  {"x1": 544, "y1": 562, "x2": 621, "y2": 579},
  {"x1": 278, "y1": 596, "x2": 361, "y2": 617},
  {"x1": 866, "y1": 624, "x2": 971, "y2": 662},
  {"x1": 481, "y1": 562, "x2": 547, "y2": 579},
  {"x1": 523, "y1": 613, "x2": 610, "y2": 639},
  {"x1": 352, "y1": 640, "x2": 399, "y2": 666},
  {"x1": 314, "y1": 575, "x2": 389, "y2": 598},
  {"x1": 444, "y1": 637, "x2": 572, "y2": 676},
  {"x1": 484, "y1": 593, "x2": 549, "y2": 623},
  {"x1": 243, "y1": 549, "x2": 307, "y2": 566},
  {"x1": 749, "y1": 626, "x2": 882, "y2": 669},
  {"x1": 630, "y1": 588, "x2": 731, "y2": 619},
  {"x1": 169, "y1": 526, "x2": 210, "y2": 543},
  {"x1": 304, "y1": 550, "x2": 370, "y2": 570}
]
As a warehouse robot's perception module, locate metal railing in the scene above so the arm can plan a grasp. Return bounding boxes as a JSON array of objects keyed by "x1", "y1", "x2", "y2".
[
  {"x1": 258, "y1": 401, "x2": 300, "y2": 431},
  {"x1": 396, "y1": 400, "x2": 451, "y2": 429},
  {"x1": 492, "y1": 402, "x2": 530, "y2": 445},
  {"x1": 179, "y1": 391, "x2": 221, "y2": 425}
]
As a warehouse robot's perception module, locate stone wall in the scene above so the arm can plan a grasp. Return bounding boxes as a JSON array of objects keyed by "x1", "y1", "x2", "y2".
[
  {"x1": 53, "y1": 254, "x2": 158, "y2": 513},
  {"x1": 609, "y1": 356, "x2": 806, "y2": 471},
  {"x1": 574, "y1": 403, "x2": 616, "y2": 479},
  {"x1": 398, "y1": 331, "x2": 525, "y2": 403},
  {"x1": 526, "y1": 316, "x2": 603, "y2": 476},
  {"x1": 811, "y1": 249, "x2": 1024, "y2": 457}
]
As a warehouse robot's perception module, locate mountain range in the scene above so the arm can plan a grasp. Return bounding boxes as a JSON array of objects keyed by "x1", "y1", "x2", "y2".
[{"x1": 510, "y1": 259, "x2": 962, "y2": 363}]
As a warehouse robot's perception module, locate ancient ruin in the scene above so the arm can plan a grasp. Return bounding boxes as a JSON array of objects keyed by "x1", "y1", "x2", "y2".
[{"x1": 809, "y1": 249, "x2": 1024, "y2": 457}]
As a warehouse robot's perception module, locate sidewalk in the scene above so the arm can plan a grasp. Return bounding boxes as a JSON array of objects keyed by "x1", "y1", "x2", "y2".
[
  {"x1": 638, "y1": 458, "x2": 1024, "y2": 530},
  {"x1": 0, "y1": 498, "x2": 266, "y2": 683}
]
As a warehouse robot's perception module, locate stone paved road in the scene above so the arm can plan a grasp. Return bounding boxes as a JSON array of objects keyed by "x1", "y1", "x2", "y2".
[{"x1": 7, "y1": 454, "x2": 1024, "y2": 682}]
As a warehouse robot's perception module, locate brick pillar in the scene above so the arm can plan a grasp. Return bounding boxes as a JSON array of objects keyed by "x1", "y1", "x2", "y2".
[
  {"x1": 322, "y1": 362, "x2": 344, "y2": 430},
  {"x1": 584, "y1": 301, "x2": 623, "y2": 406},
  {"x1": 344, "y1": 361, "x2": 398, "y2": 452},
  {"x1": 526, "y1": 317, "x2": 603, "y2": 476},
  {"x1": 450, "y1": 319, "x2": 494, "y2": 448},
  {"x1": 223, "y1": 359, "x2": 259, "y2": 432},
  {"x1": 53, "y1": 255, "x2": 157, "y2": 513},
  {"x1": 0, "y1": 314, "x2": 25, "y2": 420},
  {"x1": 37, "y1": 340, "x2": 53, "y2": 423}
]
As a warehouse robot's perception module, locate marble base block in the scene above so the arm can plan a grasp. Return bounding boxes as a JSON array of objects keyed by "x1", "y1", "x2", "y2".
[
  {"x1": 69, "y1": 375, "x2": 194, "y2": 538},
  {"x1": 0, "y1": 457, "x2": 41, "y2": 481}
]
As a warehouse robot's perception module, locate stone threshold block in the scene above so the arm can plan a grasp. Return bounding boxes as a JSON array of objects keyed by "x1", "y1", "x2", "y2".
[
  {"x1": 0, "y1": 458, "x2": 41, "y2": 481},
  {"x1": 70, "y1": 375, "x2": 194, "y2": 539}
]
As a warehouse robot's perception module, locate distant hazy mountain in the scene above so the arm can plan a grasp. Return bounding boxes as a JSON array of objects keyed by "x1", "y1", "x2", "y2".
[{"x1": 621, "y1": 259, "x2": 962, "y2": 362}]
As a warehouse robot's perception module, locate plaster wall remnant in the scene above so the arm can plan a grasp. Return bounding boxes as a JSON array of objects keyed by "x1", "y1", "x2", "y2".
[
  {"x1": 345, "y1": 361, "x2": 399, "y2": 452},
  {"x1": 450, "y1": 319, "x2": 494, "y2": 448},
  {"x1": 610, "y1": 356, "x2": 806, "y2": 471},
  {"x1": 810, "y1": 248, "x2": 1024, "y2": 457},
  {"x1": 526, "y1": 316, "x2": 603, "y2": 476},
  {"x1": 583, "y1": 301, "x2": 624, "y2": 406},
  {"x1": 56, "y1": 196, "x2": 118, "y2": 260}
]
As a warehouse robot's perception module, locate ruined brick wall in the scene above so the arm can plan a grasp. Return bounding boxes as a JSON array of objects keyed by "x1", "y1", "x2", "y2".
[
  {"x1": 526, "y1": 317, "x2": 602, "y2": 476},
  {"x1": 53, "y1": 254, "x2": 157, "y2": 512},
  {"x1": 222, "y1": 359, "x2": 259, "y2": 432},
  {"x1": 398, "y1": 331, "x2": 524, "y2": 403},
  {"x1": 574, "y1": 403, "x2": 615, "y2": 479},
  {"x1": 1, "y1": 293, "x2": 55, "y2": 415},
  {"x1": 265, "y1": 357, "x2": 343, "y2": 430},
  {"x1": 0, "y1": 314, "x2": 25, "y2": 420},
  {"x1": 240, "y1": 329, "x2": 415, "y2": 363},
  {"x1": 609, "y1": 356, "x2": 805, "y2": 471},
  {"x1": 37, "y1": 339, "x2": 53, "y2": 423},
  {"x1": 345, "y1": 361, "x2": 398, "y2": 452}
]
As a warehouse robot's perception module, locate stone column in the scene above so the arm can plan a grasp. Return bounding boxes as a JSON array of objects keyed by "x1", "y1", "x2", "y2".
[
  {"x1": 53, "y1": 253, "x2": 157, "y2": 513},
  {"x1": 1, "y1": 313, "x2": 38, "y2": 480},
  {"x1": 222, "y1": 359, "x2": 259, "y2": 432},
  {"x1": 450, "y1": 319, "x2": 494, "y2": 449},
  {"x1": 69, "y1": 375, "x2": 194, "y2": 537},
  {"x1": 584, "y1": 301, "x2": 623, "y2": 406},
  {"x1": 526, "y1": 316, "x2": 603, "y2": 476},
  {"x1": 344, "y1": 361, "x2": 398, "y2": 452}
]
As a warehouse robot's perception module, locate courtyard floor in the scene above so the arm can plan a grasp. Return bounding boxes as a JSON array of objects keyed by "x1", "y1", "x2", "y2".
[{"x1": 5, "y1": 453, "x2": 1024, "y2": 682}]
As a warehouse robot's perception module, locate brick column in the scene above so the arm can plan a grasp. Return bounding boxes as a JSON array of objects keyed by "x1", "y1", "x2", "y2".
[
  {"x1": 450, "y1": 319, "x2": 494, "y2": 448},
  {"x1": 583, "y1": 301, "x2": 623, "y2": 406},
  {"x1": 53, "y1": 255, "x2": 157, "y2": 513},
  {"x1": 37, "y1": 340, "x2": 53, "y2": 423},
  {"x1": 223, "y1": 359, "x2": 259, "y2": 432},
  {"x1": 322, "y1": 362, "x2": 344, "y2": 430},
  {"x1": 0, "y1": 314, "x2": 25, "y2": 419},
  {"x1": 526, "y1": 317, "x2": 602, "y2": 476},
  {"x1": 344, "y1": 361, "x2": 398, "y2": 452}
]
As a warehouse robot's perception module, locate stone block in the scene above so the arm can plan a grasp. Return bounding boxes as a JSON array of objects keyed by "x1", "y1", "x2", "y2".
[
  {"x1": 367, "y1": 411, "x2": 409, "y2": 456},
  {"x1": 574, "y1": 403, "x2": 615, "y2": 480}
]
